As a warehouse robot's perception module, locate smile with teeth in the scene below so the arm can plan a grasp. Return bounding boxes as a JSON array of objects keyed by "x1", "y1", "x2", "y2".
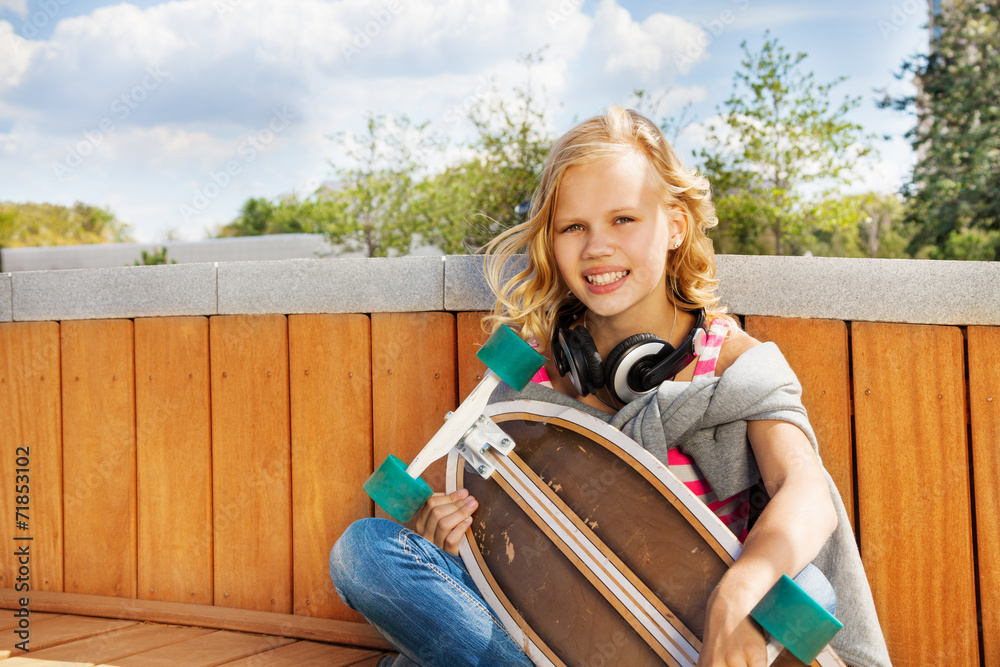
[{"x1": 586, "y1": 270, "x2": 629, "y2": 286}]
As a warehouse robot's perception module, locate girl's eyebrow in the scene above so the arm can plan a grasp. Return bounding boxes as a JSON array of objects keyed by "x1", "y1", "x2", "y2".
[
  {"x1": 607, "y1": 207, "x2": 641, "y2": 216},
  {"x1": 554, "y1": 206, "x2": 642, "y2": 225}
]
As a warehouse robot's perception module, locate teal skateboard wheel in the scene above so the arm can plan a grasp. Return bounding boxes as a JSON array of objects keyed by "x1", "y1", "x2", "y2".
[
  {"x1": 751, "y1": 574, "x2": 844, "y2": 664},
  {"x1": 477, "y1": 324, "x2": 545, "y2": 391},
  {"x1": 363, "y1": 454, "x2": 433, "y2": 524}
]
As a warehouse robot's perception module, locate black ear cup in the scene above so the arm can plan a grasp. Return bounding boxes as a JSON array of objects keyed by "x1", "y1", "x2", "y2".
[
  {"x1": 556, "y1": 325, "x2": 604, "y2": 395},
  {"x1": 604, "y1": 333, "x2": 670, "y2": 403}
]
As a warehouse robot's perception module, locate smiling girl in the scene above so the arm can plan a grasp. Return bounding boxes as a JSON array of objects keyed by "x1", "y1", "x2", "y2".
[{"x1": 330, "y1": 106, "x2": 891, "y2": 667}]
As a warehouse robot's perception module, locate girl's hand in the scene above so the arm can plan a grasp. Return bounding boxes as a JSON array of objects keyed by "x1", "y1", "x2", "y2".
[
  {"x1": 697, "y1": 585, "x2": 768, "y2": 667},
  {"x1": 413, "y1": 489, "x2": 478, "y2": 555}
]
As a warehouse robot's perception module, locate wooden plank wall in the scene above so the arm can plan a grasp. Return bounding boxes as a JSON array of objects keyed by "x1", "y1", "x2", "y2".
[
  {"x1": 0, "y1": 322, "x2": 63, "y2": 593},
  {"x1": 0, "y1": 314, "x2": 997, "y2": 667},
  {"x1": 210, "y1": 315, "x2": 292, "y2": 614},
  {"x1": 853, "y1": 323, "x2": 978, "y2": 666},
  {"x1": 288, "y1": 314, "x2": 372, "y2": 622},
  {"x1": 969, "y1": 326, "x2": 1000, "y2": 667},
  {"x1": 135, "y1": 317, "x2": 213, "y2": 605},
  {"x1": 456, "y1": 312, "x2": 490, "y2": 400},
  {"x1": 61, "y1": 319, "x2": 137, "y2": 599}
]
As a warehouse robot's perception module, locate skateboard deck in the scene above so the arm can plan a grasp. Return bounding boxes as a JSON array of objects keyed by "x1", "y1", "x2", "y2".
[{"x1": 445, "y1": 400, "x2": 846, "y2": 667}]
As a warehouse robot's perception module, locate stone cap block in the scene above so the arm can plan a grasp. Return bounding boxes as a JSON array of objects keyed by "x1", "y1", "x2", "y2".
[
  {"x1": 716, "y1": 255, "x2": 1000, "y2": 325},
  {"x1": 445, "y1": 255, "x2": 492, "y2": 311},
  {"x1": 0, "y1": 273, "x2": 11, "y2": 322},
  {"x1": 218, "y1": 256, "x2": 445, "y2": 314},
  {"x1": 12, "y1": 263, "x2": 218, "y2": 321},
  {"x1": 444, "y1": 254, "x2": 528, "y2": 311}
]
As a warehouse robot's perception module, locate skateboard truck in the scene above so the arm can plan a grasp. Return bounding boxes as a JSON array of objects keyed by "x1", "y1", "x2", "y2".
[
  {"x1": 453, "y1": 414, "x2": 516, "y2": 480},
  {"x1": 753, "y1": 573, "x2": 844, "y2": 664},
  {"x1": 363, "y1": 324, "x2": 544, "y2": 523}
]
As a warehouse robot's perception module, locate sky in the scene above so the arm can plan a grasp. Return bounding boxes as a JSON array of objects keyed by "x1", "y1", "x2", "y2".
[{"x1": 0, "y1": 0, "x2": 930, "y2": 243}]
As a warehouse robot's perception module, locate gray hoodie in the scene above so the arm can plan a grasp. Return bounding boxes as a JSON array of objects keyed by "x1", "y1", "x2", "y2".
[{"x1": 490, "y1": 341, "x2": 892, "y2": 667}]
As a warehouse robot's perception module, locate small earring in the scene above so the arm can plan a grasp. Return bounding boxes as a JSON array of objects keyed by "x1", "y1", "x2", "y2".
[{"x1": 673, "y1": 240, "x2": 681, "y2": 249}]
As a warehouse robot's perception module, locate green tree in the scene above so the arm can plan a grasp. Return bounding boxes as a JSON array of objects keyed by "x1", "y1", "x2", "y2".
[
  {"x1": 421, "y1": 51, "x2": 553, "y2": 253},
  {"x1": 320, "y1": 113, "x2": 435, "y2": 257},
  {"x1": 217, "y1": 197, "x2": 276, "y2": 236},
  {"x1": 700, "y1": 33, "x2": 873, "y2": 255},
  {"x1": 216, "y1": 195, "x2": 325, "y2": 237},
  {"x1": 880, "y1": 0, "x2": 1000, "y2": 260},
  {"x1": 0, "y1": 201, "x2": 132, "y2": 247},
  {"x1": 795, "y1": 193, "x2": 913, "y2": 258}
]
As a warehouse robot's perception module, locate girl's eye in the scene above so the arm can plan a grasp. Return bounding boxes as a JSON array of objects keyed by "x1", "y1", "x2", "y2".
[
  {"x1": 615, "y1": 216, "x2": 635, "y2": 224},
  {"x1": 560, "y1": 223, "x2": 583, "y2": 233}
]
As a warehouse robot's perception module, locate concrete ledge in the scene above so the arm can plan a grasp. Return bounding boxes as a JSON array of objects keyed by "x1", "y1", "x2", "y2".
[
  {"x1": 12, "y1": 263, "x2": 217, "y2": 321},
  {"x1": 715, "y1": 255, "x2": 1000, "y2": 326},
  {"x1": 4, "y1": 255, "x2": 999, "y2": 325},
  {"x1": 217, "y1": 257, "x2": 445, "y2": 315},
  {"x1": 0, "y1": 274, "x2": 10, "y2": 322}
]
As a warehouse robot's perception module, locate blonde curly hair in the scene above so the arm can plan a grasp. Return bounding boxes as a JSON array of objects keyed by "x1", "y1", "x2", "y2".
[{"x1": 483, "y1": 105, "x2": 734, "y2": 348}]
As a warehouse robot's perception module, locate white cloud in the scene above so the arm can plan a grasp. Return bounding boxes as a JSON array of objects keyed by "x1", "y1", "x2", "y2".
[
  {"x1": 0, "y1": 21, "x2": 36, "y2": 89},
  {"x1": 0, "y1": 0, "x2": 26, "y2": 15},
  {"x1": 592, "y1": 0, "x2": 703, "y2": 79}
]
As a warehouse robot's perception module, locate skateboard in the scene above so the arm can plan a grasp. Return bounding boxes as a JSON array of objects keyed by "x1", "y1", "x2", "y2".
[{"x1": 364, "y1": 325, "x2": 843, "y2": 666}]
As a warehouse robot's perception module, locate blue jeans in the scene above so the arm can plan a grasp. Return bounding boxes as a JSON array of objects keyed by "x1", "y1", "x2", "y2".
[
  {"x1": 330, "y1": 518, "x2": 837, "y2": 667},
  {"x1": 330, "y1": 518, "x2": 535, "y2": 667}
]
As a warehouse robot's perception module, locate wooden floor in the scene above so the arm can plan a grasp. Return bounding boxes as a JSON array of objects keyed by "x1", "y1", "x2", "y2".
[{"x1": 0, "y1": 612, "x2": 392, "y2": 666}]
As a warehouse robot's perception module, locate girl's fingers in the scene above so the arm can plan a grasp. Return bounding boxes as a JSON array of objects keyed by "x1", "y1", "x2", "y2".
[
  {"x1": 414, "y1": 489, "x2": 474, "y2": 545},
  {"x1": 444, "y1": 515, "x2": 475, "y2": 555},
  {"x1": 433, "y1": 495, "x2": 478, "y2": 547},
  {"x1": 414, "y1": 489, "x2": 468, "y2": 532}
]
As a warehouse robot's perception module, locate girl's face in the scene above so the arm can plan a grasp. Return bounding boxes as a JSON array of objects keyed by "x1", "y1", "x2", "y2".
[{"x1": 551, "y1": 152, "x2": 683, "y2": 325}]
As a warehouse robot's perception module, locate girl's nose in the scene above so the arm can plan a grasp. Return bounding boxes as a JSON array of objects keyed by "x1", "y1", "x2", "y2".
[{"x1": 583, "y1": 229, "x2": 614, "y2": 258}]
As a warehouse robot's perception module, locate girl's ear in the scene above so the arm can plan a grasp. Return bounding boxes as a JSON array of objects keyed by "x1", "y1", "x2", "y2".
[{"x1": 669, "y1": 206, "x2": 689, "y2": 248}]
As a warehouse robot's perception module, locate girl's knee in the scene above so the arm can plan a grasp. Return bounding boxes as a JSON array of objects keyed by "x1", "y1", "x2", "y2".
[{"x1": 329, "y1": 518, "x2": 400, "y2": 593}]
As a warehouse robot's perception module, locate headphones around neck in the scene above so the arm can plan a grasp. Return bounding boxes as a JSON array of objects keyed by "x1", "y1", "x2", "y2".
[{"x1": 552, "y1": 305, "x2": 706, "y2": 404}]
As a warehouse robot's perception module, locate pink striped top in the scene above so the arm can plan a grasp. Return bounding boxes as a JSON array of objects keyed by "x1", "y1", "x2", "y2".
[
  {"x1": 670, "y1": 318, "x2": 751, "y2": 542},
  {"x1": 531, "y1": 318, "x2": 751, "y2": 542}
]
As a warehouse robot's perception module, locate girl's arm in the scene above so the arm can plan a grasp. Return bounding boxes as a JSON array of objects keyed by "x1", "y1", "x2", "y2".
[{"x1": 697, "y1": 418, "x2": 838, "y2": 667}]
